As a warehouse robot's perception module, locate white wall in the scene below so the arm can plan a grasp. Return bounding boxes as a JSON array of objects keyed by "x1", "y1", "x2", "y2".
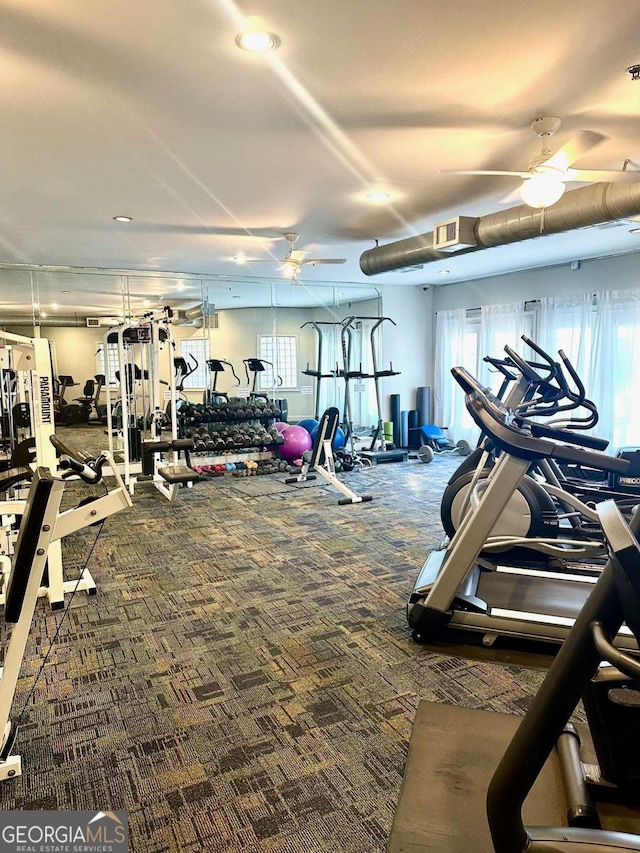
[
  {"x1": 380, "y1": 284, "x2": 433, "y2": 424},
  {"x1": 432, "y1": 252, "x2": 640, "y2": 312}
]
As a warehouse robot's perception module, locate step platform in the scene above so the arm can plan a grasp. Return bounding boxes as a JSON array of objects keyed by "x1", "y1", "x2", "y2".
[{"x1": 358, "y1": 448, "x2": 408, "y2": 465}]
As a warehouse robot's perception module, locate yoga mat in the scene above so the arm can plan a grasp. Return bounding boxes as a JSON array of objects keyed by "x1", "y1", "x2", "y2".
[
  {"x1": 401, "y1": 410, "x2": 409, "y2": 448},
  {"x1": 408, "y1": 409, "x2": 421, "y2": 449},
  {"x1": 390, "y1": 394, "x2": 401, "y2": 448},
  {"x1": 383, "y1": 421, "x2": 394, "y2": 443},
  {"x1": 416, "y1": 386, "x2": 431, "y2": 427}
]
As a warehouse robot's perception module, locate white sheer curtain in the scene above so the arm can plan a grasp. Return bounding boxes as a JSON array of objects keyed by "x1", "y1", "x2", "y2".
[
  {"x1": 434, "y1": 308, "x2": 478, "y2": 445},
  {"x1": 314, "y1": 323, "x2": 341, "y2": 417},
  {"x1": 590, "y1": 290, "x2": 640, "y2": 450},
  {"x1": 478, "y1": 302, "x2": 526, "y2": 392},
  {"x1": 537, "y1": 293, "x2": 593, "y2": 392}
]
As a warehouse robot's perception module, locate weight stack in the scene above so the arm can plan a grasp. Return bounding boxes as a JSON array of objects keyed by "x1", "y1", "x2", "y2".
[
  {"x1": 416, "y1": 386, "x2": 431, "y2": 427},
  {"x1": 390, "y1": 394, "x2": 401, "y2": 448}
]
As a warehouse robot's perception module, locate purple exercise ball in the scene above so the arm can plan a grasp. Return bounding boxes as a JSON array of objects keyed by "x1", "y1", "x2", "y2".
[
  {"x1": 279, "y1": 424, "x2": 313, "y2": 461},
  {"x1": 273, "y1": 421, "x2": 288, "y2": 433}
]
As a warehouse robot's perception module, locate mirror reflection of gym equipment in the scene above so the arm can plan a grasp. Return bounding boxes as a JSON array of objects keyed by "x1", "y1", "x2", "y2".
[
  {"x1": 53, "y1": 374, "x2": 106, "y2": 426},
  {"x1": 339, "y1": 316, "x2": 407, "y2": 467},
  {"x1": 203, "y1": 358, "x2": 240, "y2": 404},
  {"x1": 105, "y1": 309, "x2": 198, "y2": 500}
]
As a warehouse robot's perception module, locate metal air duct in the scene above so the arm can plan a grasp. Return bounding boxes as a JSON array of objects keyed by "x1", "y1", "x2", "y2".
[
  {"x1": 1, "y1": 316, "x2": 105, "y2": 327},
  {"x1": 359, "y1": 182, "x2": 640, "y2": 276}
]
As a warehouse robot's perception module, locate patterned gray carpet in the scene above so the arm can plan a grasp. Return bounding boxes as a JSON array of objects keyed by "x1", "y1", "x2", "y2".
[{"x1": 0, "y1": 428, "x2": 546, "y2": 852}]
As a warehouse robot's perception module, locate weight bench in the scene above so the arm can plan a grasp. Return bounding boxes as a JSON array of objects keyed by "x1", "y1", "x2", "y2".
[
  {"x1": 142, "y1": 438, "x2": 199, "y2": 501},
  {"x1": 285, "y1": 407, "x2": 373, "y2": 505}
]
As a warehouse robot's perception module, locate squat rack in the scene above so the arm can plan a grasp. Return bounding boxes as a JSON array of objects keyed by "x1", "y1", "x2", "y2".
[
  {"x1": 340, "y1": 316, "x2": 406, "y2": 466},
  {"x1": 301, "y1": 321, "x2": 352, "y2": 422}
]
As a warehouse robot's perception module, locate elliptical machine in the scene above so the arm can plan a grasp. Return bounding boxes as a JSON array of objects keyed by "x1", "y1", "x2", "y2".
[
  {"x1": 203, "y1": 358, "x2": 239, "y2": 404},
  {"x1": 439, "y1": 338, "x2": 620, "y2": 567}
]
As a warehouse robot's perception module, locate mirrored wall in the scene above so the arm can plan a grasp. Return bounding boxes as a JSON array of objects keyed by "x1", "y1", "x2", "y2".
[{"x1": 0, "y1": 266, "x2": 381, "y2": 422}]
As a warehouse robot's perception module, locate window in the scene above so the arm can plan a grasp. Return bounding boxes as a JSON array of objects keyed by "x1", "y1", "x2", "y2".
[
  {"x1": 97, "y1": 343, "x2": 120, "y2": 387},
  {"x1": 257, "y1": 335, "x2": 298, "y2": 390},
  {"x1": 179, "y1": 338, "x2": 210, "y2": 389}
]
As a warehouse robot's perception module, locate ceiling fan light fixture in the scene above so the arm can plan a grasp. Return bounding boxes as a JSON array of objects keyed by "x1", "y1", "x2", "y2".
[
  {"x1": 113, "y1": 215, "x2": 133, "y2": 223},
  {"x1": 520, "y1": 173, "x2": 566, "y2": 209},
  {"x1": 282, "y1": 260, "x2": 300, "y2": 278},
  {"x1": 235, "y1": 31, "x2": 280, "y2": 52}
]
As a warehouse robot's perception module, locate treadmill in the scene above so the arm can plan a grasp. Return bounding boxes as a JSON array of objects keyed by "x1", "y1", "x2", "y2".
[{"x1": 407, "y1": 365, "x2": 635, "y2": 649}]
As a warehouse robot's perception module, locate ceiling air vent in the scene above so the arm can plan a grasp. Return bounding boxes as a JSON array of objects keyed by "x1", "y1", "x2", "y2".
[
  {"x1": 86, "y1": 317, "x2": 101, "y2": 328},
  {"x1": 433, "y1": 216, "x2": 478, "y2": 252}
]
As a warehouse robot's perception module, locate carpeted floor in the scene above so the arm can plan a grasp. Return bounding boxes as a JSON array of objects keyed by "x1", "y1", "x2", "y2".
[{"x1": 0, "y1": 427, "x2": 547, "y2": 852}]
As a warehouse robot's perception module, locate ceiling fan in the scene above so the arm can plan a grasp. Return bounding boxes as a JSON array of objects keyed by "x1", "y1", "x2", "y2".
[
  {"x1": 236, "y1": 233, "x2": 347, "y2": 278},
  {"x1": 442, "y1": 116, "x2": 640, "y2": 209}
]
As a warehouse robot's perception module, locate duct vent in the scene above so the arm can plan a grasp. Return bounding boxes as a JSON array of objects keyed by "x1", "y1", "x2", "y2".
[
  {"x1": 86, "y1": 317, "x2": 101, "y2": 328},
  {"x1": 433, "y1": 216, "x2": 478, "y2": 252}
]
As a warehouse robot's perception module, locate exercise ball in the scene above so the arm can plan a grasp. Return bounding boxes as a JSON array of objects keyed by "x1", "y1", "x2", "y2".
[
  {"x1": 273, "y1": 421, "x2": 288, "y2": 433},
  {"x1": 279, "y1": 424, "x2": 313, "y2": 461},
  {"x1": 310, "y1": 424, "x2": 346, "y2": 450},
  {"x1": 297, "y1": 418, "x2": 319, "y2": 434}
]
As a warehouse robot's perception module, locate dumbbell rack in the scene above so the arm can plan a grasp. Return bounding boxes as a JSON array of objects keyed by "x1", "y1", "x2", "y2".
[{"x1": 179, "y1": 399, "x2": 284, "y2": 472}]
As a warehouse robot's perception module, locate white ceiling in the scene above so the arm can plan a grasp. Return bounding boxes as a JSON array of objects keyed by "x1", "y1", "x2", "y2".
[{"x1": 2, "y1": 0, "x2": 640, "y2": 315}]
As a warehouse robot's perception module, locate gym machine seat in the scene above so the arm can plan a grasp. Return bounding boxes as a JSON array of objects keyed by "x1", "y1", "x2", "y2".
[{"x1": 143, "y1": 438, "x2": 199, "y2": 489}]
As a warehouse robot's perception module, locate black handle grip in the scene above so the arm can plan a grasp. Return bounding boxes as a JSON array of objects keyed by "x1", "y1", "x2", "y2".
[
  {"x1": 550, "y1": 444, "x2": 628, "y2": 473},
  {"x1": 503, "y1": 345, "x2": 545, "y2": 384},
  {"x1": 50, "y1": 436, "x2": 104, "y2": 483},
  {"x1": 521, "y1": 336, "x2": 556, "y2": 370},
  {"x1": 528, "y1": 422, "x2": 609, "y2": 451}
]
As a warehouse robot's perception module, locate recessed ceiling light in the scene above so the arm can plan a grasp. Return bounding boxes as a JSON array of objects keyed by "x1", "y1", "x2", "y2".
[
  {"x1": 235, "y1": 31, "x2": 280, "y2": 52},
  {"x1": 233, "y1": 295, "x2": 241, "y2": 299},
  {"x1": 51, "y1": 303, "x2": 59, "y2": 310},
  {"x1": 60, "y1": 290, "x2": 71, "y2": 294},
  {"x1": 439, "y1": 270, "x2": 450, "y2": 276},
  {"x1": 629, "y1": 227, "x2": 640, "y2": 234},
  {"x1": 366, "y1": 191, "x2": 391, "y2": 202},
  {"x1": 113, "y1": 215, "x2": 133, "y2": 223}
]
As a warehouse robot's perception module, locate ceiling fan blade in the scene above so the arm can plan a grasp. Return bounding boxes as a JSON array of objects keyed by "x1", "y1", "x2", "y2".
[
  {"x1": 237, "y1": 259, "x2": 276, "y2": 263},
  {"x1": 302, "y1": 258, "x2": 347, "y2": 265},
  {"x1": 543, "y1": 130, "x2": 606, "y2": 172},
  {"x1": 290, "y1": 250, "x2": 306, "y2": 262},
  {"x1": 565, "y1": 167, "x2": 640, "y2": 183},
  {"x1": 440, "y1": 169, "x2": 527, "y2": 178},
  {"x1": 499, "y1": 188, "x2": 525, "y2": 205}
]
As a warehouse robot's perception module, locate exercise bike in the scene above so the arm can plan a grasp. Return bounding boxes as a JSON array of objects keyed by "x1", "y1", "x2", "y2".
[{"x1": 53, "y1": 375, "x2": 92, "y2": 425}]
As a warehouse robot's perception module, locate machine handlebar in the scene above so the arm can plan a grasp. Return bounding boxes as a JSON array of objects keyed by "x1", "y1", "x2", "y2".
[{"x1": 50, "y1": 436, "x2": 106, "y2": 484}]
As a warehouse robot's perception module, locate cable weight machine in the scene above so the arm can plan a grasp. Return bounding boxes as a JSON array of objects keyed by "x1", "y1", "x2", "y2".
[{"x1": 105, "y1": 308, "x2": 197, "y2": 499}]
